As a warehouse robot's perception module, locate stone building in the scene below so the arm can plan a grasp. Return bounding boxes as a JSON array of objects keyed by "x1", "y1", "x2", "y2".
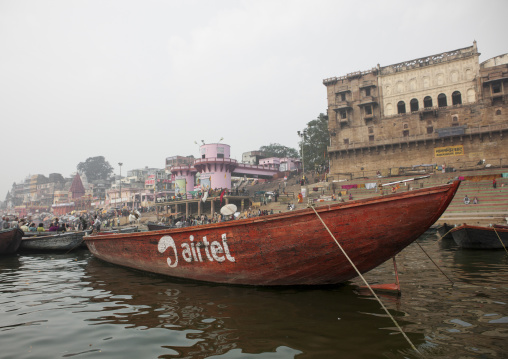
[{"x1": 324, "y1": 41, "x2": 508, "y2": 177}]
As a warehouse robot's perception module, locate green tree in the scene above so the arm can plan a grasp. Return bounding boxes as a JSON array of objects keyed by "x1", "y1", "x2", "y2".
[
  {"x1": 259, "y1": 143, "x2": 299, "y2": 158},
  {"x1": 299, "y1": 113, "x2": 329, "y2": 172},
  {"x1": 77, "y1": 156, "x2": 114, "y2": 182}
]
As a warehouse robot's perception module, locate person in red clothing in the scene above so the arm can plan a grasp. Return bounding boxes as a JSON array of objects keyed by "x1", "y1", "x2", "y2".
[{"x1": 493, "y1": 178, "x2": 497, "y2": 189}]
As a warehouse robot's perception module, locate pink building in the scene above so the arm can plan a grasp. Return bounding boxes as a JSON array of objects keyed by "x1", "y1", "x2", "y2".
[
  {"x1": 258, "y1": 157, "x2": 280, "y2": 170},
  {"x1": 193, "y1": 143, "x2": 236, "y2": 190},
  {"x1": 170, "y1": 143, "x2": 280, "y2": 194}
]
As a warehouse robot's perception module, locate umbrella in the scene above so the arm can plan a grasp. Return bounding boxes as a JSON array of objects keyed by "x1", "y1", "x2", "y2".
[{"x1": 220, "y1": 204, "x2": 237, "y2": 216}]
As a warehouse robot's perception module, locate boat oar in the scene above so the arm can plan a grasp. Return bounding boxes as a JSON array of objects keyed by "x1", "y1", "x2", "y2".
[
  {"x1": 65, "y1": 232, "x2": 86, "y2": 254},
  {"x1": 310, "y1": 206, "x2": 422, "y2": 356},
  {"x1": 493, "y1": 227, "x2": 508, "y2": 255},
  {"x1": 65, "y1": 239, "x2": 84, "y2": 254},
  {"x1": 414, "y1": 240, "x2": 454, "y2": 286}
]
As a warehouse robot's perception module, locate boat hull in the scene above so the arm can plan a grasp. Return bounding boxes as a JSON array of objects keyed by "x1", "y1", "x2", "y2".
[
  {"x1": 451, "y1": 224, "x2": 508, "y2": 249},
  {"x1": 19, "y1": 231, "x2": 86, "y2": 252},
  {"x1": 85, "y1": 181, "x2": 460, "y2": 286},
  {"x1": 0, "y1": 228, "x2": 24, "y2": 254},
  {"x1": 147, "y1": 222, "x2": 172, "y2": 231}
]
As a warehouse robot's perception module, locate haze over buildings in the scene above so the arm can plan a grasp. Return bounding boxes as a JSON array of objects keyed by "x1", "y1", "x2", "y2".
[{"x1": 1, "y1": 0, "x2": 507, "y2": 200}]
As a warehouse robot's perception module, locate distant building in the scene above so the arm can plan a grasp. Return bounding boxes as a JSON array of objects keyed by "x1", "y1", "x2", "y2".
[
  {"x1": 324, "y1": 41, "x2": 508, "y2": 177},
  {"x1": 165, "y1": 155, "x2": 195, "y2": 172},
  {"x1": 242, "y1": 151, "x2": 267, "y2": 165}
]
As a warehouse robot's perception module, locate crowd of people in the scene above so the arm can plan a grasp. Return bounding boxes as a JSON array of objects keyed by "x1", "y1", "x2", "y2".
[{"x1": 1, "y1": 216, "x2": 70, "y2": 233}]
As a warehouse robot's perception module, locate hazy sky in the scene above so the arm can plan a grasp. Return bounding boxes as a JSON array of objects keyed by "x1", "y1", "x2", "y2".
[{"x1": 1, "y1": 0, "x2": 507, "y2": 200}]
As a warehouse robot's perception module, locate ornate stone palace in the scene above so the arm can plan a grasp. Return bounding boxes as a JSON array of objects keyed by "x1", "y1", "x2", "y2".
[{"x1": 323, "y1": 41, "x2": 508, "y2": 177}]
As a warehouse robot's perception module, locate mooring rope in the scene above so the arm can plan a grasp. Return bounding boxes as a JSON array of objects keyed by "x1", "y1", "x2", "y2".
[
  {"x1": 436, "y1": 227, "x2": 454, "y2": 241},
  {"x1": 414, "y1": 240, "x2": 454, "y2": 286},
  {"x1": 492, "y1": 227, "x2": 508, "y2": 255},
  {"x1": 310, "y1": 206, "x2": 422, "y2": 356}
]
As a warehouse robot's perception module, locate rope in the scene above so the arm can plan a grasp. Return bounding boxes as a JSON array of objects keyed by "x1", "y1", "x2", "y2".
[
  {"x1": 310, "y1": 206, "x2": 422, "y2": 356},
  {"x1": 414, "y1": 240, "x2": 454, "y2": 286},
  {"x1": 492, "y1": 227, "x2": 508, "y2": 255},
  {"x1": 436, "y1": 227, "x2": 454, "y2": 241}
]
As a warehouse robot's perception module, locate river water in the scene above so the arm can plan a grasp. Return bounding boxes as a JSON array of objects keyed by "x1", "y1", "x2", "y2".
[{"x1": 1, "y1": 231, "x2": 507, "y2": 359}]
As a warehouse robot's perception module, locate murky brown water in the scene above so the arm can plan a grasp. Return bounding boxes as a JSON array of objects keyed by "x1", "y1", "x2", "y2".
[{"x1": 1, "y1": 231, "x2": 507, "y2": 358}]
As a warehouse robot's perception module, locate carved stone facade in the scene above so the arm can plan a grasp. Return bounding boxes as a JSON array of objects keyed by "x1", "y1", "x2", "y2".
[{"x1": 324, "y1": 42, "x2": 508, "y2": 177}]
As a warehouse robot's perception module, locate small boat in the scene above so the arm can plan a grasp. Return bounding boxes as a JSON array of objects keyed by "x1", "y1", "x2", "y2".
[
  {"x1": 0, "y1": 228, "x2": 24, "y2": 254},
  {"x1": 147, "y1": 222, "x2": 173, "y2": 231},
  {"x1": 100, "y1": 226, "x2": 139, "y2": 234},
  {"x1": 450, "y1": 224, "x2": 508, "y2": 249},
  {"x1": 436, "y1": 223, "x2": 455, "y2": 240},
  {"x1": 19, "y1": 231, "x2": 88, "y2": 252},
  {"x1": 84, "y1": 181, "x2": 460, "y2": 286}
]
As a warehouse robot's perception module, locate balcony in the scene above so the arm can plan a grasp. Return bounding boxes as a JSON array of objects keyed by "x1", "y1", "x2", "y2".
[
  {"x1": 332, "y1": 101, "x2": 352, "y2": 110},
  {"x1": 358, "y1": 96, "x2": 378, "y2": 106},
  {"x1": 359, "y1": 80, "x2": 377, "y2": 89}
]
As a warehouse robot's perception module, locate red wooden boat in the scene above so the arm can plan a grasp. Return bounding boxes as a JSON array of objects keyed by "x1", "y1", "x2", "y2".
[
  {"x1": 84, "y1": 181, "x2": 460, "y2": 286},
  {"x1": 450, "y1": 224, "x2": 508, "y2": 249},
  {"x1": 0, "y1": 228, "x2": 24, "y2": 254}
]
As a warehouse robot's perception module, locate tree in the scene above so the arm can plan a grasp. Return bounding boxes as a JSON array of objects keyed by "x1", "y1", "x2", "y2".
[
  {"x1": 259, "y1": 143, "x2": 299, "y2": 158},
  {"x1": 299, "y1": 113, "x2": 329, "y2": 172},
  {"x1": 77, "y1": 156, "x2": 114, "y2": 182}
]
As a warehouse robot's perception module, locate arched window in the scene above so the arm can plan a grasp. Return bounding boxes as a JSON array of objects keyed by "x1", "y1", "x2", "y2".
[
  {"x1": 452, "y1": 91, "x2": 462, "y2": 105},
  {"x1": 438, "y1": 93, "x2": 447, "y2": 107},
  {"x1": 397, "y1": 101, "x2": 406, "y2": 114},
  {"x1": 410, "y1": 98, "x2": 419, "y2": 112},
  {"x1": 423, "y1": 96, "x2": 433, "y2": 108}
]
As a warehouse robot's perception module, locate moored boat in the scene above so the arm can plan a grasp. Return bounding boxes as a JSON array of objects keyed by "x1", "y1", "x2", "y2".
[
  {"x1": 0, "y1": 228, "x2": 24, "y2": 254},
  {"x1": 147, "y1": 222, "x2": 172, "y2": 231},
  {"x1": 436, "y1": 223, "x2": 455, "y2": 240},
  {"x1": 450, "y1": 224, "x2": 508, "y2": 249},
  {"x1": 85, "y1": 181, "x2": 460, "y2": 286},
  {"x1": 19, "y1": 231, "x2": 88, "y2": 253}
]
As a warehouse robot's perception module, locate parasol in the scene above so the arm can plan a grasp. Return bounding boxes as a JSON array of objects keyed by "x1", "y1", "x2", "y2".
[{"x1": 220, "y1": 204, "x2": 237, "y2": 216}]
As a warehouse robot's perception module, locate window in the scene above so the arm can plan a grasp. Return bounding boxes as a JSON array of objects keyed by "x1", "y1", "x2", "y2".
[
  {"x1": 344, "y1": 139, "x2": 349, "y2": 145},
  {"x1": 365, "y1": 88, "x2": 371, "y2": 96},
  {"x1": 424, "y1": 96, "x2": 433, "y2": 108},
  {"x1": 369, "y1": 135, "x2": 375, "y2": 142},
  {"x1": 452, "y1": 115, "x2": 459, "y2": 126},
  {"x1": 397, "y1": 101, "x2": 406, "y2": 114},
  {"x1": 427, "y1": 126, "x2": 433, "y2": 134},
  {"x1": 496, "y1": 109, "x2": 502, "y2": 115},
  {"x1": 368, "y1": 126, "x2": 374, "y2": 134},
  {"x1": 341, "y1": 111, "x2": 347, "y2": 119},
  {"x1": 492, "y1": 82, "x2": 501, "y2": 94},
  {"x1": 365, "y1": 106, "x2": 372, "y2": 115},
  {"x1": 403, "y1": 130, "x2": 409, "y2": 137},
  {"x1": 403, "y1": 123, "x2": 409, "y2": 129},
  {"x1": 341, "y1": 93, "x2": 346, "y2": 101},
  {"x1": 410, "y1": 98, "x2": 419, "y2": 112},
  {"x1": 438, "y1": 93, "x2": 447, "y2": 107},
  {"x1": 452, "y1": 91, "x2": 462, "y2": 105}
]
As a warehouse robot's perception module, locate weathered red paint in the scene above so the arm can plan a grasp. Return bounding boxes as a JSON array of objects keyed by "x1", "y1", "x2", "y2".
[{"x1": 85, "y1": 181, "x2": 460, "y2": 286}]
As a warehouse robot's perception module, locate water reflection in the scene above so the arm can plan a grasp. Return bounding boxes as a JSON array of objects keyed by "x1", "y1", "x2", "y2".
[{"x1": 84, "y1": 257, "x2": 423, "y2": 358}]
